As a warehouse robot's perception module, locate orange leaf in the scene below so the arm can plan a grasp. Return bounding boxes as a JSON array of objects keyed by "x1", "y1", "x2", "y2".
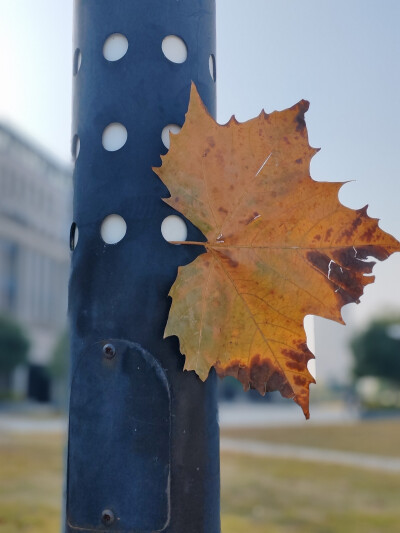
[{"x1": 153, "y1": 84, "x2": 400, "y2": 418}]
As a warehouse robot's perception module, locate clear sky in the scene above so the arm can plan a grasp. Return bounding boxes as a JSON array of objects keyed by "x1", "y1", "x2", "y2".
[
  {"x1": 0, "y1": 0, "x2": 399, "y2": 341},
  {"x1": 0, "y1": 1, "x2": 73, "y2": 163}
]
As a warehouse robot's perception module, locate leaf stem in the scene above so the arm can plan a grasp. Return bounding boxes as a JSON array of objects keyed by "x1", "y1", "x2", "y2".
[{"x1": 169, "y1": 240, "x2": 208, "y2": 246}]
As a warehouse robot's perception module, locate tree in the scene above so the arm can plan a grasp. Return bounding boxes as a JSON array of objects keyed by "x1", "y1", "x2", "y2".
[
  {"x1": 48, "y1": 330, "x2": 69, "y2": 380},
  {"x1": 0, "y1": 314, "x2": 30, "y2": 393},
  {"x1": 48, "y1": 330, "x2": 69, "y2": 409},
  {"x1": 351, "y1": 316, "x2": 400, "y2": 385}
]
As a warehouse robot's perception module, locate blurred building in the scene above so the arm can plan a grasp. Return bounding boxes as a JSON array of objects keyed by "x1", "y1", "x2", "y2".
[
  {"x1": 0, "y1": 123, "x2": 72, "y2": 401},
  {"x1": 314, "y1": 315, "x2": 353, "y2": 386}
]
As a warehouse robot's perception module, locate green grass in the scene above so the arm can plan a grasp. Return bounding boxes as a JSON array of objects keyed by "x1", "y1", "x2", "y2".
[
  {"x1": 0, "y1": 433, "x2": 64, "y2": 533},
  {"x1": 221, "y1": 452, "x2": 400, "y2": 533},
  {"x1": 222, "y1": 419, "x2": 400, "y2": 458},
  {"x1": 1, "y1": 420, "x2": 400, "y2": 532}
]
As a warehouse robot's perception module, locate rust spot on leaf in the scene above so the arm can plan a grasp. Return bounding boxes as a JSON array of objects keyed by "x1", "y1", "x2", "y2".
[
  {"x1": 335, "y1": 286, "x2": 359, "y2": 306},
  {"x1": 266, "y1": 371, "x2": 294, "y2": 398},
  {"x1": 215, "y1": 150, "x2": 225, "y2": 166},
  {"x1": 324, "y1": 227, "x2": 333, "y2": 242},
  {"x1": 296, "y1": 340, "x2": 310, "y2": 352},
  {"x1": 357, "y1": 205, "x2": 369, "y2": 217},
  {"x1": 307, "y1": 250, "x2": 330, "y2": 273},
  {"x1": 328, "y1": 263, "x2": 363, "y2": 298},
  {"x1": 340, "y1": 215, "x2": 363, "y2": 240},
  {"x1": 243, "y1": 211, "x2": 260, "y2": 225},
  {"x1": 294, "y1": 100, "x2": 310, "y2": 132},
  {"x1": 294, "y1": 375, "x2": 307, "y2": 387},
  {"x1": 217, "y1": 249, "x2": 239, "y2": 268},
  {"x1": 356, "y1": 245, "x2": 389, "y2": 262},
  {"x1": 332, "y1": 247, "x2": 375, "y2": 274},
  {"x1": 360, "y1": 227, "x2": 377, "y2": 241},
  {"x1": 283, "y1": 348, "x2": 307, "y2": 365},
  {"x1": 216, "y1": 354, "x2": 294, "y2": 399},
  {"x1": 307, "y1": 250, "x2": 367, "y2": 303},
  {"x1": 207, "y1": 136, "x2": 215, "y2": 147}
]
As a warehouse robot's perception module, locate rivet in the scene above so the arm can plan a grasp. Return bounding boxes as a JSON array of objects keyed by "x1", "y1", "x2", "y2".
[
  {"x1": 101, "y1": 509, "x2": 115, "y2": 526},
  {"x1": 103, "y1": 343, "x2": 116, "y2": 359}
]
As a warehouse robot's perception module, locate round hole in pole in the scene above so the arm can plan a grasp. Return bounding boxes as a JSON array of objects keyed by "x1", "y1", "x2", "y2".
[
  {"x1": 102, "y1": 123, "x2": 127, "y2": 152},
  {"x1": 70, "y1": 223, "x2": 79, "y2": 251},
  {"x1": 161, "y1": 215, "x2": 187, "y2": 244},
  {"x1": 162, "y1": 35, "x2": 187, "y2": 63},
  {"x1": 71, "y1": 134, "x2": 80, "y2": 161},
  {"x1": 161, "y1": 124, "x2": 181, "y2": 150},
  {"x1": 73, "y1": 48, "x2": 81, "y2": 75},
  {"x1": 209, "y1": 54, "x2": 216, "y2": 82},
  {"x1": 101, "y1": 214, "x2": 127, "y2": 245},
  {"x1": 103, "y1": 33, "x2": 128, "y2": 62}
]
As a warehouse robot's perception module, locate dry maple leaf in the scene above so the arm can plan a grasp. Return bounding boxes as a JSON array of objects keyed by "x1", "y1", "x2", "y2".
[{"x1": 153, "y1": 83, "x2": 400, "y2": 418}]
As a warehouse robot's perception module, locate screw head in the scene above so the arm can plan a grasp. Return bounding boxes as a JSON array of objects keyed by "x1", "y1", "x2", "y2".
[
  {"x1": 103, "y1": 343, "x2": 116, "y2": 359},
  {"x1": 101, "y1": 509, "x2": 115, "y2": 526}
]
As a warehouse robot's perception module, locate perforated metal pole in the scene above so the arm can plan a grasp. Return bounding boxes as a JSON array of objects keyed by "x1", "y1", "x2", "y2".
[{"x1": 66, "y1": 1, "x2": 219, "y2": 531}]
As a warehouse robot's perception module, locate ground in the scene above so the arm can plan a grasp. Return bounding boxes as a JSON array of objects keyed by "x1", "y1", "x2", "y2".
[
  {"x1": 0, "y1": 433, "x2": 64, "y2": 533},
  {"x1": 1, "y1": 418, "x2": 400, "y2": 532}
]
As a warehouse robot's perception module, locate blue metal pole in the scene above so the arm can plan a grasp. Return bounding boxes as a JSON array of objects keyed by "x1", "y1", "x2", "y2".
[{"x1": 66, "y1": 1, "x2": 219, "y2": 531}]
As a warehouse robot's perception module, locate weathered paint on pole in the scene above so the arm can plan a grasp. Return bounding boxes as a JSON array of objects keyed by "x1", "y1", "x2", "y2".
[{"x1": 66, "y1": 1, "x2": 219, "y2": 531}]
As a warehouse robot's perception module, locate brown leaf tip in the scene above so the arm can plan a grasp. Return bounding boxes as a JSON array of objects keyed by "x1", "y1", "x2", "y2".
[
  {"x1": 293, "y1": 99, "x2": 310, "y2": 132},
  {"x1": 214, "y1": 354, "x2": 313, "y2": 419},
  {"x1": 215, "y1": 355, "x2": 293, "y2": 399}
]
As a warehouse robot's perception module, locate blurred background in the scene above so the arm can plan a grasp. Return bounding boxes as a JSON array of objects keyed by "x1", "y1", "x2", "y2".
[{"x1": 0, "y1": 1, "x2": 399, "y2": 532}]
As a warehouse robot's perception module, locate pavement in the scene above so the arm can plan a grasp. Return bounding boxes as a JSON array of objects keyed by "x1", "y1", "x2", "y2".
[
  {"x1": 2, "y1": 401, "x2": 399, "y2": 474},
  {"x1": 220, "y1": 437, "x2": 400, "y2": 474},
  {"x1": 0, "y1": 413, "x2": 67, "y2": 434},
  {"x1": 0, "y1": 401, "x2": 356, "y2": 434},
  {"x1": 218, "y1": 401, "x2": 359, "y2": 428}
]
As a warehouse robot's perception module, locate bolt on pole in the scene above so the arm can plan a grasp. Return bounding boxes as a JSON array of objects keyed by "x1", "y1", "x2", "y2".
[{"x1": 66, "y1": 1, "x2": 219, "y2": 532}]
